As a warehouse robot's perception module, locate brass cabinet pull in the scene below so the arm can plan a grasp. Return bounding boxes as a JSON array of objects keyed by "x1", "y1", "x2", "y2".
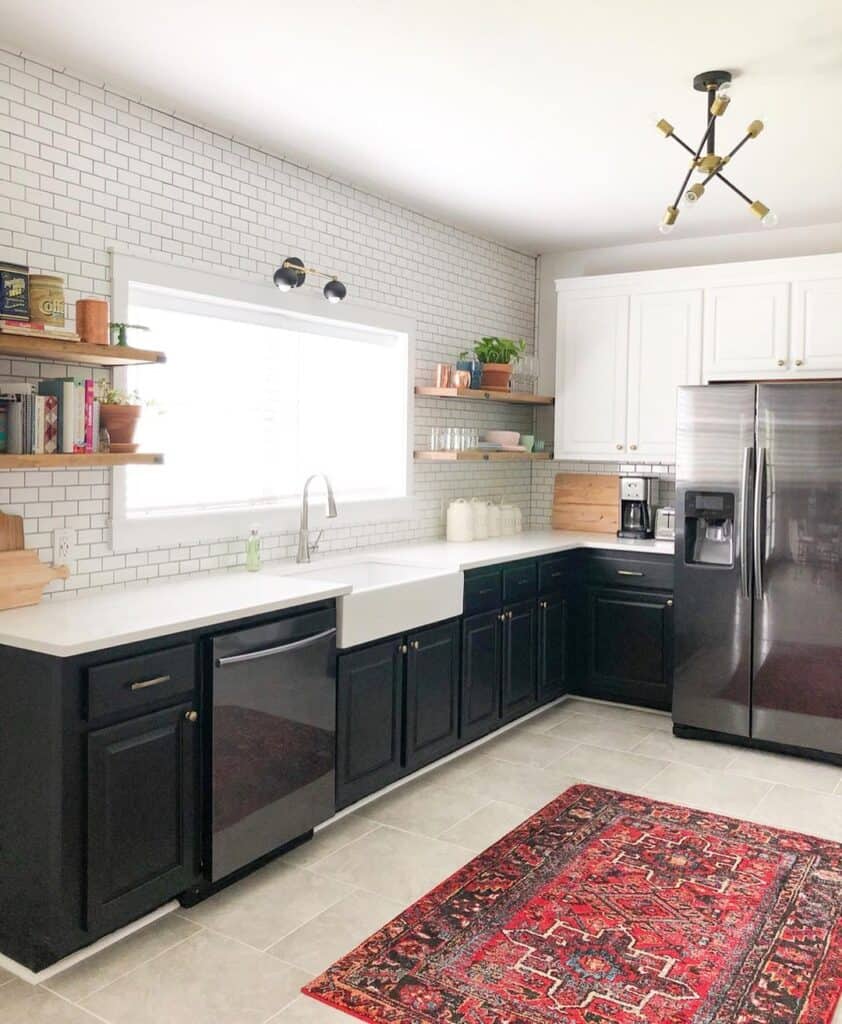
[
  {"x1": 617, "y1": 569, "x2": 644, "y2": 577},
  {"x1": 411, "y1": 640, "x2": 421, "y2": 650},
  {"x1": 398, "y1": 643, "x2": 408, "y2": 654},
  {"x1": 185, "y1": 710, "x2": 198, "y2": 723},
  {"x1": 130, "y1": 674, "x2": 170, "y2": 691}
]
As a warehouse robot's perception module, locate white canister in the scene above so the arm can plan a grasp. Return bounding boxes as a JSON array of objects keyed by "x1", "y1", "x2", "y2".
[
  {"x1": 486, "y1": 503, "x2": 501, "y2": 538},
  {"x1": 513, "y1": 506, "x2": 523, "y2": 533},
  {"x1": 470, "y1": 498, "x2": 489, "y2": 540},
  {"x1": 446, "y1": 499, "x2": 474, "y2": 542},
  {"x1": 500, "y1": 505, "x2": 516, "y2": 536}
]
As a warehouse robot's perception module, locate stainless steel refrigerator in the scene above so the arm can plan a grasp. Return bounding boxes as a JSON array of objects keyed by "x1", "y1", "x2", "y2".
[{"x1": 672, "y1": 382, "x2": 842, "y2": 759}]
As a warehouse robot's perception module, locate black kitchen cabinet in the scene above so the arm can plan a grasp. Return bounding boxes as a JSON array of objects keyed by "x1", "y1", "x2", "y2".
[
  {"x1": 405, "y1": 620, "x2": 460, "y2": 771},
  {"x1": 538, "y1": 590, "x2": 570, "y2": 702},
  {"x1": 584, "y1": 586, "x2": 673, "y2": 709},
  {"x1": 87, "y1": 702, "x2": 199, "y2": 933},
  {"x1": 460, "y1": 609, "x2": 502, "y2": 742},
  {"x1": 336, "y1": 638, "x2": 404, "y2": 808},
  {"x1": 501, "y1": 599, "x2": 538, "y2": 722}
]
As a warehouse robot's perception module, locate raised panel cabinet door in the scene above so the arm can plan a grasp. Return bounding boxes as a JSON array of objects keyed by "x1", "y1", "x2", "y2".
[
  {"x1": 336, "y1": 640, "x2": 405, "y2": 808},
  {"x1": 405, "y1": 620, "x2": 460, "y2": 772},
  {"x1": 538, "y1": 591, "x2": 569, "y2": 703},
  {"x1": 460, "y1": 610, "x2": 502, "y2": 742},
  {"x1": 501, "y1": 600, "x2": 538, "y2": 722},
  {"x1": 627, "y1": 290, "x2": 702, "y2": 460},
  {"x1": 703, "y1": 282, "x2": 790, "y2": 379},
  {"x1": 790, "y1": 277, "x2": 842, "y2": 373},
  {"x1": 556, "y1": 293, "x2": 630, "y2": 458},
  {"x1": 586, "y1": 586, "x2": 673, "y2": 710},
  {"x1": 87, "y1": 703, "x2": 198, "y2": 933}
]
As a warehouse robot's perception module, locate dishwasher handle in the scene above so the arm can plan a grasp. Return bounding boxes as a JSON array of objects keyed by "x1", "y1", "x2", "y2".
[{"x1": 215, "y1": 627, "x2": 336, "y2": 667}]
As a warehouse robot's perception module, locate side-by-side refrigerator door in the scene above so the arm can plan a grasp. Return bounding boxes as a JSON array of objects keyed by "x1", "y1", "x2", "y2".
[
  {"x1": 672, "y1": 384, "x2": 756, "y2": 738},
  {"x1": 752, "y1": 383, "x2": 842, "y2": 756}
]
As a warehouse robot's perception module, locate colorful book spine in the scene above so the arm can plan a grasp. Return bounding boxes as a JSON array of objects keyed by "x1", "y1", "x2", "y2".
[
  {"x1": 43, "y1": 395, "x2": 58, "y2": 454},
  {"x1": 84, "y1": 378, "x2": 94, "y2": 453}
]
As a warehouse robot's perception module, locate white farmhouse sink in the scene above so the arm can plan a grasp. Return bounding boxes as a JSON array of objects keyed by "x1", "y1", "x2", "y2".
[{"x1": 275, "y1": 559, "x2": 463, "y2": 648}]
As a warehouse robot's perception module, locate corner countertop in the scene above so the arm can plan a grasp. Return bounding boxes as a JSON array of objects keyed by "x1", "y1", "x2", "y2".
[
  {"x1": 365, "y1": 530, "x2": 674, "y2": 572},
  {"x1": 0, "y1": 530, "x2": 672, "y2": 658},
  {"x1": 0, "y1": 574, "x2": 352, "y2": 658}
]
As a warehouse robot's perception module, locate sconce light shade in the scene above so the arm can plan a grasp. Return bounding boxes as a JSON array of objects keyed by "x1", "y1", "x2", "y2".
[
  {"x1": 273, "y1": 257, "x2": 306, "y2": 292},
  {"x1": 323, "y1": 279, "x2": 347, "y2": 304}
]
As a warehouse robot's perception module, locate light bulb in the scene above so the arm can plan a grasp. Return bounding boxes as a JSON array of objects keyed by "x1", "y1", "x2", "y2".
[
  {"x1": 761, "y1": 210, "x2": 779, "y2": 228},
  {"x1": 658, "y1": 222, "x2": 675, "y2": 235},
  {"x1": 716, "y1": 81, "x2": 731, "y2": 101},
  {"x1": 684, "y1": 183, "x2": 705, "y2": 206}
]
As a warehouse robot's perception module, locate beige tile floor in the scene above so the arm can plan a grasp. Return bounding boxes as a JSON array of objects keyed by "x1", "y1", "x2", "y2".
[{"x1": 3, "y1": 696, "x2": 841, "y2": 1024}]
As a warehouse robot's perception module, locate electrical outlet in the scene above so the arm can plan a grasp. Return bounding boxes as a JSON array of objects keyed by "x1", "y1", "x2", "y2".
[{"x1": 53, "y1": 528, "x2": 74, "y2": 568}]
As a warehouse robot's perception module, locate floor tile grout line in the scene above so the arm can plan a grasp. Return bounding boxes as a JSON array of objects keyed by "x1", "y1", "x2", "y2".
[
  {"x1": 36, "y1": 983, "x2": 116, "y2": 1023},
  {"x1": 61, "y1": 926, "x2": 207, "y2": 1007},
  {"x1": 257, "y1": 885, "x2": 370, "y2": 954},
  {"x1": 289, "y1": 820, "x2": 382, "y2": 870}
]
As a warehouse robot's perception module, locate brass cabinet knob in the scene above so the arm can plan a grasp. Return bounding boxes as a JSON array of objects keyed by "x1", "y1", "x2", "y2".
[
  {"x1": 411, "y1": 639, "x2": 420, "y2": 650},
  {"x1": 630, "y1": 444, "x2": 638, "y2": 451},
  {"x1": 539, "y1": 600, "x2": 548, "y2": 609},
  {"x1": 666, "y1": 599, "x2": 673, "y2": 607},
  {"x1": 498, "y1": 613, "x2": 506, "y2": 622},
  {"x1": 507, "y1": 610, "x2": 514, "y2": 620},
  {"x1": 616, "y1": 443, "x2": 623, "y2": 450},
  {"x1": 795, "y1": 359, "x2": 803, "y2": 366},
  {"x1": 777, "y1": 359, "x2": 785, "y2": 367},
  {"x1": 185, "y1": 710, "x2": 198, "y2": 723},
  {"x1": 398, "y1": 643, "x2": 408, "y2": 654}
]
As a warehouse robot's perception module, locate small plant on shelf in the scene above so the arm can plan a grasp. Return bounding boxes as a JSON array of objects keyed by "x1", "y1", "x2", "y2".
[
  {"x1": 95, "y1": 381, "x2": 154, "y2": 452},
  {"x1": 471, "y1": 337, "x2": 526, "y2": 391}
]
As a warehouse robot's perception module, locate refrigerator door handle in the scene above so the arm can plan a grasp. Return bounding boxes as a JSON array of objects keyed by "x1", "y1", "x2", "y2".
[
  {"x1": 740, "y1": 446, "x2": 754, "y2": 599},
  {"x1": 753, "y1": 446, "x2": 767, "y2": 600}
]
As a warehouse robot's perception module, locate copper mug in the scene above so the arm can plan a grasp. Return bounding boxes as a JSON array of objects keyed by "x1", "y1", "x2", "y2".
[
  {"x1": 434, "y1": 363, "x2": 452, "y2": 388},
  {"x1": 452, "y1": 369, "x2": 472, "y2": 388}
]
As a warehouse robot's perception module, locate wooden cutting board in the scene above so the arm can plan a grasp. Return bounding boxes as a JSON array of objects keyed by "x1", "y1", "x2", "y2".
[
  {"x1": 0, "y1": 511, "x2": 24, "y2": 552},
  {"x1": 0, "y1": 549, "x2": 70, "y2": 610},
  {"x1": 551, "y1": 473, "x2": 619, "y2": 534}
]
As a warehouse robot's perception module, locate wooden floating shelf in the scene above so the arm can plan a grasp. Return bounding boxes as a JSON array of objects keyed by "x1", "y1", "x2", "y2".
[
  {"x1": 414, "y1": 450, "x2": 552, "y2": 462},
  {"x1": 0, "y1": 453, "x2": 164, "y2": 469},
  {"x1": 415, "y1": 387, "x2": 553, "y2": 406},
  {"x1": 0, "y1": 332, "x2": 166, "y2": 367}
]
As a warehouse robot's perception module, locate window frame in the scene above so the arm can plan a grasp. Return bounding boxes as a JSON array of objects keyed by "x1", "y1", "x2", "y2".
[{"x1": 109, "y1": 251, "x2": 415, "y2": 552}]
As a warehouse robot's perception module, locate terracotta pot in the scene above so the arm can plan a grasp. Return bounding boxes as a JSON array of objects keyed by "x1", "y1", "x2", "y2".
[
  {"x1": 99, "y1": 404, "x2": 141, "y2": 445},
  {"x1": 479, "y1": 362, "x2": 513, "y2": 391}
]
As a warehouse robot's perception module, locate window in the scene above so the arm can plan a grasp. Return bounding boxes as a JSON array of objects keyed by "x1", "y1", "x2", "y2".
[{"x1": 111, "y1": 254, "x2": 413, "y2": 550}]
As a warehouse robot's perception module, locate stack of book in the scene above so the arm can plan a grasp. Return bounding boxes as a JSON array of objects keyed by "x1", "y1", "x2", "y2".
[
  {"x1": 0, "y1": 319, "x2": 81, "y2": 341},
  {"x1": 0, "y1": 378, "x2": 101, "y2": 455}
]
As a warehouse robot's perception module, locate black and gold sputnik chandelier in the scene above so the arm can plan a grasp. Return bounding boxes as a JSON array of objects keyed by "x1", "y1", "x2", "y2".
[{"x1": 654, "y1": 70, "x2": 776, "y2": 234}]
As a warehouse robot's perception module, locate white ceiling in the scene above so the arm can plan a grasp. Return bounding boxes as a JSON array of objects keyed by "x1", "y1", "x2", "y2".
[{"x1": 5, "y1": 0, "x2": 842, "y2": 253}]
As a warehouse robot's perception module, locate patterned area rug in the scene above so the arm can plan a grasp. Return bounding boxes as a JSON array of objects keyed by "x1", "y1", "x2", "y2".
[{"x1": 303, "y1": 784, "x2": 842, "y2": 1024}]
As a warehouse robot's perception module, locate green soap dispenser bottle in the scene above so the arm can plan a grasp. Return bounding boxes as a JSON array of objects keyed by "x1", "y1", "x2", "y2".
[{"x1": 245, "y1": 525, "x2": 261, "y2": 572}]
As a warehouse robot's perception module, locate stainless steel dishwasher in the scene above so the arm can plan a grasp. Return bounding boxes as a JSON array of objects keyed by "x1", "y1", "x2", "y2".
[{"x1": 210, "y1": 605, "x2": 336, "y2": 882}]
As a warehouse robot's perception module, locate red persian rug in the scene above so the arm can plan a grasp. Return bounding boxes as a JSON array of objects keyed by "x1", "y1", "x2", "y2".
[{"x1": 303, "y1": 784, "x2": 842, "y2": 1024}]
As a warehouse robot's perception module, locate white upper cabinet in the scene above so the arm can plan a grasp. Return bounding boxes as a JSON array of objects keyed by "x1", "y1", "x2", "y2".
[
  {"x1": 554, "y1": 253, "x2": 842, "y2": 464},
  {"x1": 791, "y1": 276, "x2": 842, "y2": 372},
  {"x1": 703, "y1": 282, "x2": 790, "y2": 379},
  {"x1": 556, "y1": 293, "x2": 629, "y2": 458},
  {"x1": 627, "y1": 290, "x2": 702, "y2": 460}
]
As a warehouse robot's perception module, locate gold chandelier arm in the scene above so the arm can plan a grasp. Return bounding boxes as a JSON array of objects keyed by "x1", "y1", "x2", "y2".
[{"x1": 670, "y1": 115, "x2": 716, "y2": 210}]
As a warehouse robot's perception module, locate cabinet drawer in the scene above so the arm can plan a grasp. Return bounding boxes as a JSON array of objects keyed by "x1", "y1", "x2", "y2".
[
  {"x1": 502, "y1": 561, "x2": 537, "y2": 603},
  {"x1": 584, "y1": 555, "x2": 674, "y2": 591},
  {"x1": 463, "y1": 567, "x2": 502, "y2": 614},
  {"x1": 538, "y1": 554, "x2": 571, "y2": 594},
  {"x1": 87, "y1": 644, "x2": 196, "y2": 722}
]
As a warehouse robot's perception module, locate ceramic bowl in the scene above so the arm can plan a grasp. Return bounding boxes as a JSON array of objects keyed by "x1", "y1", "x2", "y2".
[{"x1": 482, "y1": 430, "x2": 520, "y2": 446}]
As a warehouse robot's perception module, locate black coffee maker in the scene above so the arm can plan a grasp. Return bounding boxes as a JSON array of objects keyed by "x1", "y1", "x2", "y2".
[{"x1": 617, "y1": 475, "x2": 660, "y2": 539}]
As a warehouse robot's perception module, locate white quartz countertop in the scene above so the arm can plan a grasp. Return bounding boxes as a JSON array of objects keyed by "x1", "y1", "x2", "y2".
[
  {"x1": 0, "y1": 573, "x2": 352, "y2": 658},
  {"x1": 366, "y1": 530, "x2": 674, "y2": 572},
  {"x1": 0, "y1": 530, "x2": 672, "y2": 658}
]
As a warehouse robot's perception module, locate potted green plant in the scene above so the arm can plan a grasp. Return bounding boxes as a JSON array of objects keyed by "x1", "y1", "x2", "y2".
[
  {"x1": 95, "y1": 382, "x2": 148, "y2": 451},
  {"x1": 473, "y1": 336, "x2": 526, "y2": 391}
]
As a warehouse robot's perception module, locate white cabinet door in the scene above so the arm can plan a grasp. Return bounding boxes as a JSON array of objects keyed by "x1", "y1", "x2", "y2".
[
  {"x1": 556, "y1": 293, "x2": 629, "y2": 459},
  {"x1": 791, "y1": 277, "x2": 842, "y2": 373},
  {"x1": 627, "y1": 290, "x2": 702, "y2": 461},
  {"x1": 703, "y1": 282, "x2": 790, "y2": 379}
]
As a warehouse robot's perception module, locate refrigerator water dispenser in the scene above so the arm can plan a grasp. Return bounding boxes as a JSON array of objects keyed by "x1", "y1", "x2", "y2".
[{"x1": 684, "y1": 491, "x2": 735, "y2": 566}]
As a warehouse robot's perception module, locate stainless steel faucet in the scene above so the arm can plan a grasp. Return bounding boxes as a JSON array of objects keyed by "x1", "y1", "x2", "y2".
[{"x1": 296, "y1": 474, "x2": 338, "y2": 563}]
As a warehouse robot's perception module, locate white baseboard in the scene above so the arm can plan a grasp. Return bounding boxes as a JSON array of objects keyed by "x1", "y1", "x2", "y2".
[{"x1": 0, "y1": 900, "x2": 179, "y2": 985}]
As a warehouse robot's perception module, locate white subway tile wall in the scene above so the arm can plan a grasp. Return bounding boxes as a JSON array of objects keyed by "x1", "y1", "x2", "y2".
[{"x1": 0, "y1": 49, "x2": 543, "y2": 598}]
